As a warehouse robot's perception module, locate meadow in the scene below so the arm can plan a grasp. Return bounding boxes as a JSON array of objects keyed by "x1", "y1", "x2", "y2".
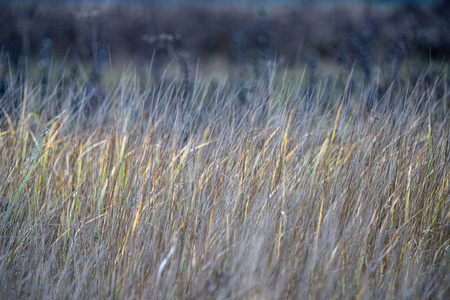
[{"x1": 0, "y1": 55, "x2": 448, "y2": 300}]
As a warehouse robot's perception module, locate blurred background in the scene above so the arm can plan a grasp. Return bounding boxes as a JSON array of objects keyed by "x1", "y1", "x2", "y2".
[{"x1": 0, "y1": 0, "x2": 449, "y2": 78}]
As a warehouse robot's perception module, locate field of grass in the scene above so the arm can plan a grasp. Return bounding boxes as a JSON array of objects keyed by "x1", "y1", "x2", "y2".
[{"x1": 0, "y1": 60, "x2": 449, "y2": 299}]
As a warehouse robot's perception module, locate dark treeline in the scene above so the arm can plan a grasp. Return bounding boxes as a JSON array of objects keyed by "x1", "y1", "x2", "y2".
[
  {"x1": 1, "y1": 2, "x2": 449, "y2": 67},
  {"x1": 0, "y1": 0, "x2": 449, "y2": 98}
]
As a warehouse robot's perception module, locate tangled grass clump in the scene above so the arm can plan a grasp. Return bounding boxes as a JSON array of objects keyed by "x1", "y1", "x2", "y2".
[{"x1": 0, "y1": 62, "x2": 449, "y2": 299}]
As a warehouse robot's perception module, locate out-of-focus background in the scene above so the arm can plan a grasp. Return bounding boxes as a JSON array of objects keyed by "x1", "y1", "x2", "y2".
[{"x1": 1, "y1": 0, "x2": 448, "y2": 75}]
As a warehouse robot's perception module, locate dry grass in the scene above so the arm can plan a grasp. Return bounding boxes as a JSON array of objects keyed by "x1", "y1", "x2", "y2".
[{"x1": 0, "y1": 62, "x2": 449, "y2": 299}]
